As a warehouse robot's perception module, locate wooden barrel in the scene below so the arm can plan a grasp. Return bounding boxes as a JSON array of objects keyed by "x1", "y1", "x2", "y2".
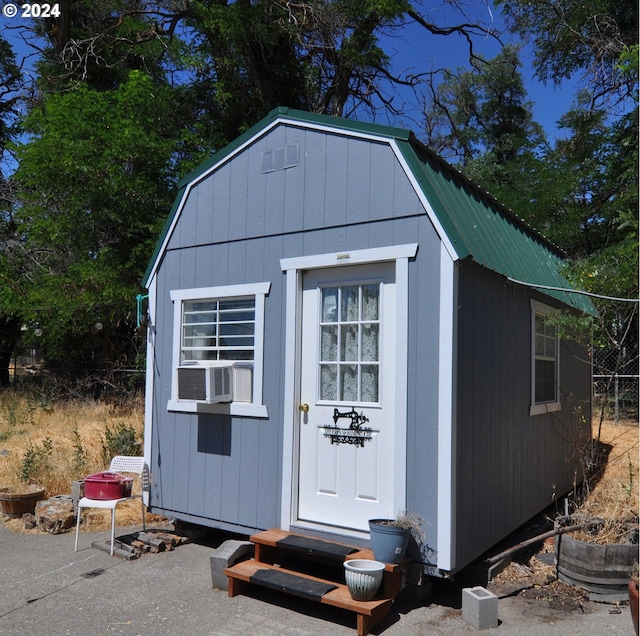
[
  {"x1": 0, "y1": 487, "x2": 45, "y2": 518},
  {"x1": 555, "y1": 515, "x2": 639, "y2": 602}
]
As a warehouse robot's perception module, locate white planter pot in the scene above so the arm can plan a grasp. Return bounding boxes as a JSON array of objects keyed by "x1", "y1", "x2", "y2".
[{"x1": 344, "y1": 559, "x2": 385, "y2": 601}]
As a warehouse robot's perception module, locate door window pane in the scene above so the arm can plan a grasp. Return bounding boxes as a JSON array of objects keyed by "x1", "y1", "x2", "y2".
[
  {"x1": 340, "y1": 365, "x2": 358, "y2": 401},
  {"x1": 362, "y1": 284, "x2": 379, "y2": 320},
  {"x1": 318, "y1": 282, "x2": 380, "y2": 404},
  {"x1": 340, "y1": 325, "x2": 359, "y2": 361},
  {"x1": 322, "y1": 288, "x2": 338, "y2": 322},
  {"x1": 341, "y1": 285, "x2": 359, "y2": 321},
  {"x1": 361, "y1": 365, "x2": 379, "y2": 402},
  {"x1": 320, "y1": 365, "x2": 337, "y2": 401},
  {"x1": 321, "y1": 326, "x2": 338, "y2": 361},
  {"x1": 361, "y1": 323, "x2": 379, "y2": 361}
]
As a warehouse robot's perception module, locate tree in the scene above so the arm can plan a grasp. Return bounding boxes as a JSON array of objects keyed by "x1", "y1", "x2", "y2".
[
  {"x1": 28, "y1": 0, "x2": 500, "y2": 126},
  {"x1": 0, "y1": 35, "x2": 25, "y2": 386},
  {"x1": 493, "y1": 0, "x2": 638, "y2": 289},
  {"x1": 0, "y1": 0, "x2": 504, "y2": 377},
  {"x1": 7, "y1": 71, "x2": 182, "y2": 368},
  {"x1": 496, "y1": 0, "x2": 638, "y2": 107},
  {"x1": 424, "y1": 45, "x2": 544, "y2": 158},
  {"x1": 420, "y1": 4, "x2": 638, "y2": 398},
  {"x1": 421, "y1": 45, "x2": 551, "y2": 220}
]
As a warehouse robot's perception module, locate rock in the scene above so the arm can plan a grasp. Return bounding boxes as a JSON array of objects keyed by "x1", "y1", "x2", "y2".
[{"x1": 35, "y1": 495, "x2": 75, "y2": 534}]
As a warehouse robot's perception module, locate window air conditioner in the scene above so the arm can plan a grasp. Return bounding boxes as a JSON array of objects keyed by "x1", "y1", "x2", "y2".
[{"x1": 177, "y1": 363, "x2": 234, "y2": 403}]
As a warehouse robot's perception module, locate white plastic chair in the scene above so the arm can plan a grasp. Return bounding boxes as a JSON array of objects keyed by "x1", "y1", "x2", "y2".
[{"x1": 74, "y1": 456, "x2": 149, "y2": 555}]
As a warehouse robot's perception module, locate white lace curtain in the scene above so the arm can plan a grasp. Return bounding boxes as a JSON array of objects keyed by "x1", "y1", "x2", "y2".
[{"x1": 320, "y1": 284, "x2": 379, "y2": 402}]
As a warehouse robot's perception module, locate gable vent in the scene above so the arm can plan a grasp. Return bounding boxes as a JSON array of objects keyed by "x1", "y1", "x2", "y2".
[{"x1": 261, "y1": 142, "x2": 300, "y2": 173}]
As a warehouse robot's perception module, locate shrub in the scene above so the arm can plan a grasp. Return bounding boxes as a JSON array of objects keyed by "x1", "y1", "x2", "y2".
[
  {"x1": 101, "y1": 421, "x2": 142, "y2": 464},
  {"x1": 20, "y1": 437, "x2": 53, "y2": 484}
]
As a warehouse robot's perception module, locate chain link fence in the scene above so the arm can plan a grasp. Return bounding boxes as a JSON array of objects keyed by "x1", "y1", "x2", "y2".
[{"x1": 593, "y1": 347, "x2": 639, "y2": 423}]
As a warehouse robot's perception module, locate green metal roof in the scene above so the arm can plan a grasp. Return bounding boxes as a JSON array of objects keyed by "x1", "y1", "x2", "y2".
[
  {"x1": 143, "y1": 107, "x2": 595, "y2": 315},
  {"x1": 397, "y1": 135, "x2": 596, "y2": 315}
]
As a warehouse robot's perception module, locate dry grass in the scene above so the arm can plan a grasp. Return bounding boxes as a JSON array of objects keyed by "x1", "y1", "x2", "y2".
[
  {"x1": 0, "y1": 392, "x2": 165, "y2": 532},
  {"x1": 570, "y1": 419, "x2": 639, "y2": 543},
  {"x1": 0, "y1": 393, "x2": 143, "y2": 493},
  {"x1": 0, "y1": 393, "x2": 637, "y2": 538}
]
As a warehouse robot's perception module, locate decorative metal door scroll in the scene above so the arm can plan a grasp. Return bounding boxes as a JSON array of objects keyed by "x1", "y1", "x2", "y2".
[{"x1": 322, "y1": 407, "x2": 375, "y2": 447}]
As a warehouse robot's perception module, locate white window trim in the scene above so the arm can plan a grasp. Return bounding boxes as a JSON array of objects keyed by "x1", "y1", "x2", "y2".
[
  {"x1": 530, "y1": 299, "x2": 561, "y2": 416},
  {"x1": 168, "y1": 282, "x2": 270, "y2": 418}
]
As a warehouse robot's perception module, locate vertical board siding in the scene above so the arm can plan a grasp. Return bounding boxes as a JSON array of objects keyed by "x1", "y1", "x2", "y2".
[
  {"x1": 369, "y1": 142, "x2": 395, "y2": 221},
  {"x1": 302, "y1": 130, "x2": 327, "y2": 228},
  {"x1": 150, "y1": 123, "x2": 430, "y2": 533},
  {"x1": 453, "y1": 261, "x2": 591, "y2": 568},
  {"x1": 404, "y1": 215, "x2": 443, "y2": 555},
  {"x1": 323, "y1": 134, "x2": 350, "y2": 227}
]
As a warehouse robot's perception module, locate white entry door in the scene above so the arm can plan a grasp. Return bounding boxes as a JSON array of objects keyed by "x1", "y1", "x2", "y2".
[{"x1": 297, "y1": 263, "x2": 397, "y2": 532}]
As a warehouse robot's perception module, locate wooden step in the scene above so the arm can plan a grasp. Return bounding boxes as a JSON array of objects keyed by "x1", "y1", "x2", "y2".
[
  {"x1": 225, "y1": 559, "x2": 392, "y2": 636},
  {"x1": 250, "y1": 528, "x2": 406, "y2": 599},
  {"x1": 225, "y1": 529, "x2": 409, "y2": 635},
  {"x1": 250, "y1": 528, "x2": 361, "y2": 563}
]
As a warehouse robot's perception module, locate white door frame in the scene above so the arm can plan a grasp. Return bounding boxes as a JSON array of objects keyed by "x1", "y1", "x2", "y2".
[{"x1": 280, "y1": 243, "x2": 417, "y2": 537}]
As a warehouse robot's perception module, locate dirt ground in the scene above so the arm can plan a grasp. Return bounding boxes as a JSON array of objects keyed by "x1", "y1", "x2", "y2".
[{"x1": 487, "y1": 419, "x2": 638, "y2": 611}]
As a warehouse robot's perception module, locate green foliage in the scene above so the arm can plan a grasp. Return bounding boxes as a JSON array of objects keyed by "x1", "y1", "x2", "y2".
[
  {"x1": 0, "y1": 0, "x2": 635, "y2": 382},
  {"x1": 71, "y1": 427, "x2": 87, "y2": 475},
  {"x1": 424, "y1": 45, "x2": 545, "y2": 164},
  {"x1": 423, "y1": 2, "x2": 637, "y2": 391},
  {"x1": 20, "y1": 437, "x2": 53, "y2": 484},
  {"x1": 422, "y1": 46, "x2": 555, "y2": 228},
  {"x1": 496, "y1": 0, "x2": 638, "y2": 105},
  {"x1": 101, "y1": 421, "x2": 142, "y2": 465},
  {"x1": 425, "y1": 46, "x2": 542, "y2": 160},
  {"x1": 7, "y1": 71, "x2": 181, "y2": 365},
  {"x1": 1, "y1": 391, "x2": 34, "y2": 429}
]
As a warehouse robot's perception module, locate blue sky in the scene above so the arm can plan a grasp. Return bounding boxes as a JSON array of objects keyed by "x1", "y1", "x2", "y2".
[{"x1": 376, "y1": 6, "x2": 581, "y2": 141}]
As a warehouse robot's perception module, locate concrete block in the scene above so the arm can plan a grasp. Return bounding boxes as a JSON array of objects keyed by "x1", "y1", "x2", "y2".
[
  {"x1": 210, "y1": 540, "x2": 254, "y2": 591},
  {"x1": 462, "y1": 586, "x2": 498, "y2": 630},
  {"x1": 71, "y1": 481, "x2": 84, "y2": 514}
]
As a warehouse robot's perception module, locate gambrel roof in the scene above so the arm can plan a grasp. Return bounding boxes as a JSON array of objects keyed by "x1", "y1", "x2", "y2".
[{"x1": 143, "y1": 107, "x2": 594, "y2": 315}]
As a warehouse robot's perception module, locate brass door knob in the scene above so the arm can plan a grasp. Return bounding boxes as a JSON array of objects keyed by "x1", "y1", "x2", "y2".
[{"x1": 298, "y1": 403, "x2": 309, "y2": 413}]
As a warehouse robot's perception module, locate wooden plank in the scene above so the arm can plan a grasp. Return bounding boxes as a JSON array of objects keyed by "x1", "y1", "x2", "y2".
[
  {"x1": 225, "y1": 560, "x2": 392, "y2": 617},
  {"x1": 91, "y1": 541, "x2": 139, "y2": 560},
  {"x1": 228, "y1": 532, "x2": 404, "y2": 636},
  {"x1": 250, "y1": 528, "x2": 295, "y2": 546},
  {"x1": 251, "y1": 529, "x2": 362, "y2": 558}
]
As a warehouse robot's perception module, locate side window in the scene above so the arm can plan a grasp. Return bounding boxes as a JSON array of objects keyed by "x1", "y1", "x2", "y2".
[
  {"x1": 530, "y1": 300, "x2": 561, "y2": 415},
  {"x1": 181, "y1": 297, "x2": 256, "y2": 362},
  {"x1": 169, "y1": 282, "x2": 270, "y2": 417}
]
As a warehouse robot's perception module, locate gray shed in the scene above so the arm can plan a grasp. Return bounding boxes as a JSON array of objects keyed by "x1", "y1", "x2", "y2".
[{"x1": 142, "y1": 107, "x2": 593, "y2": 575}]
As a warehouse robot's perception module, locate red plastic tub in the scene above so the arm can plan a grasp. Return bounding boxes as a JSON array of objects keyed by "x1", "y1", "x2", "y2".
[{"x1": 84, "y1": 472, "x2": 133, "y2": 500}]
